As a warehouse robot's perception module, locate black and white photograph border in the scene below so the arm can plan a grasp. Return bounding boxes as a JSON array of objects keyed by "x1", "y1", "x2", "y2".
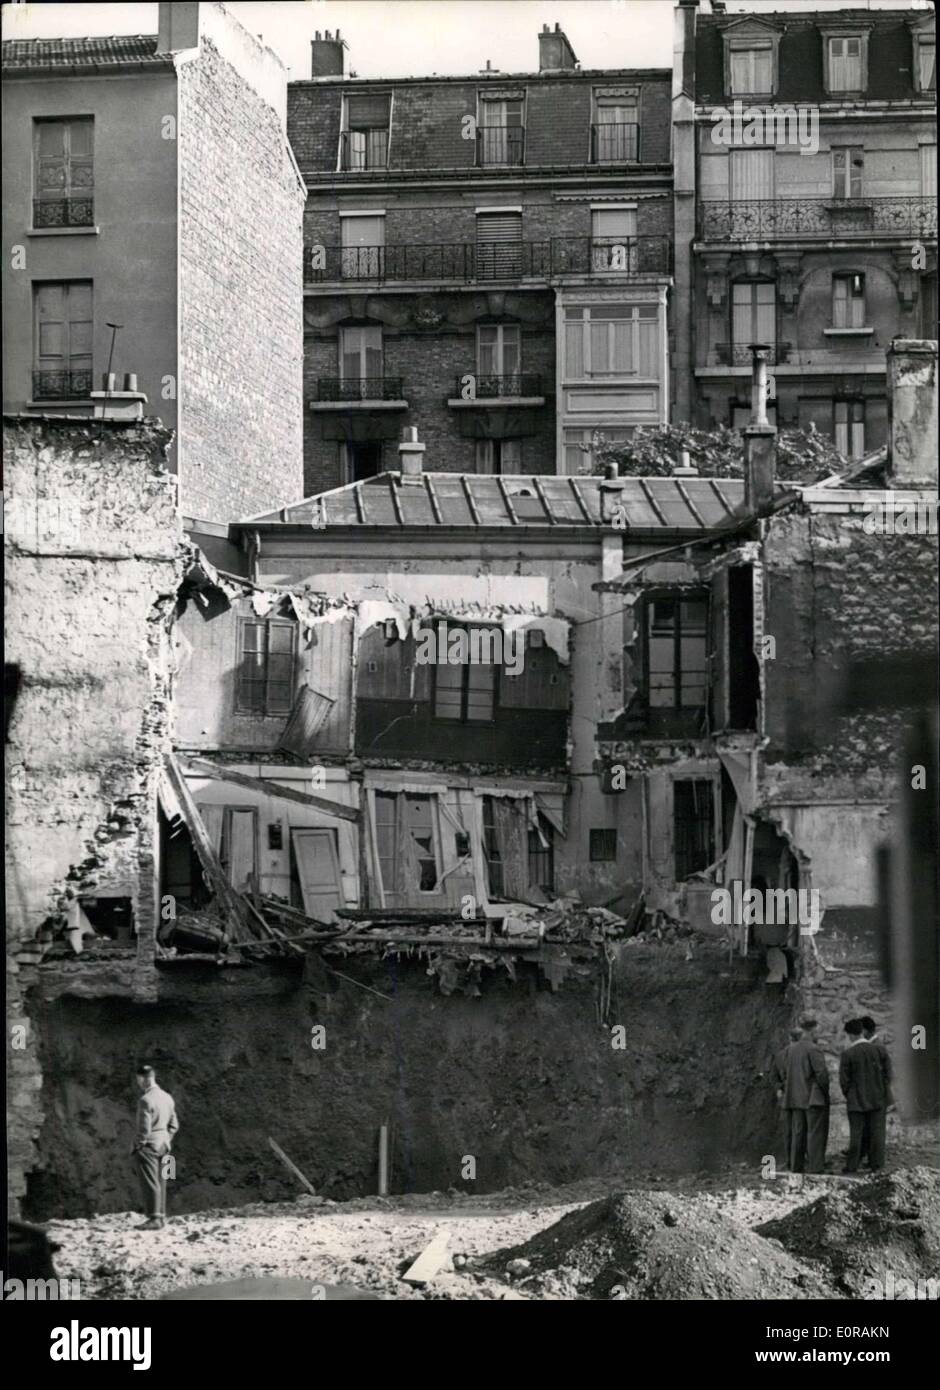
[{"x1": 2, "y1": 0, "x2": 938, "y2": 1322}]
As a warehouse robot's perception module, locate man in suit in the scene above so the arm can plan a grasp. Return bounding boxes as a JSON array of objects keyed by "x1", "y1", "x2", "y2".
[
  {"x1": 772, "y1": 1028, "x2": 803, "y2": 1168},
  {"x1": 840, "y1": 1016, "x2": 892, "y2": 1172},
  {"x1": 132, "y1": 1062, "x2": 179, "y2": 1230},
  {"x1": 783, "y1": 1017, "x2": 831, "y2": 1173}
]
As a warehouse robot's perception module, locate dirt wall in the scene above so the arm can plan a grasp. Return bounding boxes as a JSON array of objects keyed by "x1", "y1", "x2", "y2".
[{"x1": 27, "y1": 943, "x2": 793, "y2": 1219}]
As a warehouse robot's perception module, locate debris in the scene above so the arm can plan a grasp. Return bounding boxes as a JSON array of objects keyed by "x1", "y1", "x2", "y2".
[
  {"x1": 401, "y1": 1229, "x2": 451, "y2": 1286},
  {"x1": 183, "y1": 756, "x2": 359, "y2": 823}
]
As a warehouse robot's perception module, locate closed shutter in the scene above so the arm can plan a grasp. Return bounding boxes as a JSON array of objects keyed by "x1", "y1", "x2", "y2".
[
  {"x1": 346, "y1": 94, "x2": 390, "y2": 126},
  {"x1": 921, "y1": 144, "x2": 937, "y2": 198},
  {"x1": 33, "y1": 281, "x2": 93, "y2": 398},
  {"x1": 341, "y1": 215, "x2": 385, "y2": 278},
  {"x1": 731, "y1": 149, "x2": 774, "y2": 201},
  {"x1": 476, "y1": 211, "x2": 522, "y2": 280}
]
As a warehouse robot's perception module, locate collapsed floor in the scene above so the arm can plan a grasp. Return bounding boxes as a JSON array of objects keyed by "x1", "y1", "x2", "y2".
[{"x1": 44, "y1": 1164, "x2": 940, "y2": 1301}]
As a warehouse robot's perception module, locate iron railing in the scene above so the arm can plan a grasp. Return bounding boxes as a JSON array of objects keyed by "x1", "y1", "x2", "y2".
[
  {"x1": 340, "y1": 129, "x2": 389, "y2": 171},
  {"x1": 317, "y1": 377, "x2": 404, "y2": 402},
  {"x1": 591, "y1": 123, "x2": 639, "y2": 163},
  {"x1": 453, "y1": 372, "x2": 543, "y2": 398},
  {"x1": 699, "y1": 196, "x2": 938, "y2": 241},
  {"x1": 715, "y1": 342, "x2": 792, "y2": 366},
  {"x1": 32, "y1": 368, "x2": 93, "y2": 400},
  {"x1": 476, "y1": 126, "x2": 525, "y2": 167},
  {"x1": 306, "y1": 236, "x2": 671, "y2": 283},
  {"x1": 33, "y1": 197, "x2": 94, "y2": 228}
]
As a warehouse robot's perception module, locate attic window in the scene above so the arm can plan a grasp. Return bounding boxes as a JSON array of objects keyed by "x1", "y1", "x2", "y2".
[
  {"x1": 914, "y1": 33, "x2": 936, "y2": 93},
  {"x1": 824, "y1": 33, "x2": 868, "y2": 95},
  {"x1": 729, "y1": 42, "x2": 772, "y2": 96}
]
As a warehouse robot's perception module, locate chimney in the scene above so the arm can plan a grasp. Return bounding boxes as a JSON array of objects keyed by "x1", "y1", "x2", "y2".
[
  {"x1": 311, "y1": 29, "x2": 347, "y2": 78},
  {"x1": 156, "y1": 1, "x2": 200, "y2": 54},
  {"x1": 743, "y1": 345, "x2": 776, "y2": 513},
  {"x1": 674, "y1": 449, "x2": 699, "y2": 477},
  {"x1": 887, "y1": 339, "x2": 938, "y2": 489},
  {"x1": 90, "y1": 371, "x2": 148, "y2": 421},
  {"x1": 539, "y1": 22, "x2": 578, "y2": 73},
  {"x1": 398, "y1": 426, "x2": 425, "y2": 482}
]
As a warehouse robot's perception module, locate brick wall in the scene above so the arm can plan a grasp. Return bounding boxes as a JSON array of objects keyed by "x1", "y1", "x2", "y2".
[
  {"x1": 4, "y1": 417, "x2": 186, "y2": 1213},
  {"x1": 178, "y1": 37, "x2": 305, "y2": 524}
]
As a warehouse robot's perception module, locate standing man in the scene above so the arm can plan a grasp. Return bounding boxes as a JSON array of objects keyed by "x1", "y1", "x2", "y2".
[
  {"x1": 783, "y1": 1017, "x2": 831, "y2": 1174},
  {"x1": 772, "y1": 1028, "x2": 803, "y2": 1168},
  {"x1": 840, "y1": 1017, "x2": 891, "y2": 1172},
  {"x1": 132, "y1": 1062, "x2": 179, "y2": 1230}
]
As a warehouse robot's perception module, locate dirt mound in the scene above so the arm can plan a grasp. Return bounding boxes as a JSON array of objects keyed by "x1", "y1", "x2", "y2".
[
  {"x1": 757, "y1": 1167, "x2": 940, "y2": 1297},
  {"x1": 480, "y1": 1190, "x2": 831, "y2": 1300}
]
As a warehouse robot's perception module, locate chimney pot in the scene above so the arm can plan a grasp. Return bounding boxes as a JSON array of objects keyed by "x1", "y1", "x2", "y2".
[
  {"x1": 674, "y1": 449, "x2": 698, "y2": 476},
  {"x1": 123, "y1": 372, "x2": 137, "y2": 393},
  {"x1": 539, "y1": 21, "x2": 578, "y2": 71},
  {"x1": 398, "y1": 425, "x2": 426, "y2": 481}
]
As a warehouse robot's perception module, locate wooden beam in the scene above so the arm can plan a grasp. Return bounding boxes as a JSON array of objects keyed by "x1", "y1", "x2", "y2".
[
  {"x1": 163, "y1": 754, "x2": 253, "y2": 942},
  {"x1": 268, "y1": 1137, "x2": 316, "y2": 1195},
  {"x1": 401, "y1": 1229, "x2": 451, "y2": 1286},
  {"x1": 183, "y1": 757, "x2": 360, "y2": 823}
]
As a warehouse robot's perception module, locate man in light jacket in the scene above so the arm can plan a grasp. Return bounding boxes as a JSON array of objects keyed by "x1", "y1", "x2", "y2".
[{"x1": 132, "y1": 1062, "x2": 179, "y2": 1230}]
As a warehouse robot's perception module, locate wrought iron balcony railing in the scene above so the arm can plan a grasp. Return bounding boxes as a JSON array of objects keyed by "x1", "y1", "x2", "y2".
[
  {"x1": 476, "y1": 126, "x2": 525, "y2": 167},
  {"x1": 32, "y1": 368, "x2": 93, "y2": 400},
  {"x1": 454, "y1": 372, "x2": 543, "y2": 398},
  {"x1": 715, "y1": 342, "x2": 792, "y2": 366},
  {"x1": 591, "y1": 123, "x2": 639, "y2": 163},
  {"x1": 551, "y1": 235, "x2": 673, "y2": 275},
  {"x1": 317, "y1": 377, "x2": 404, "y2": 402},
  {"x1": 306, "y1": 236, "x2": 671, "y2": 283},
  {"x1": 340, "y1": 129, "x2": 389, "y2": 171},
  {"x1": 699, "y1": 197, "x2": 938, "y2": 241},
  {"x1": 33, "y1": 197, "x2": 94, "y2": 229}
]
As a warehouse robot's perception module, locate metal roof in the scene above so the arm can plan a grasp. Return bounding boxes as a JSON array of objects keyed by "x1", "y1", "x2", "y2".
[
  {"x1": 243, "y1": 473, "x2": 753, "y2": 532},
  {"x1": 2, "y1": 35, "x2": 166, "y2": 73}
]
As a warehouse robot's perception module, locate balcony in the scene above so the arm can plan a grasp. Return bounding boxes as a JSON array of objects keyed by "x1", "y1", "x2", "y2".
[
  {"x1": 715, "y1": 343, "x2": 792, "y2": 366},
  {"x1": 32, "y1": 197, "x2": 94, "y2": 229},
  {"x1": 340, "y1": 129, "x2": 389, "y2": 171},
  {"x1": 32, "y1": 368, "x2": 93, "y2": 400},
  {"x1": 552, "y1": 235, "x2": 672, "y2": 275},
  {"x1": 476, "y1": 126, "x2": 525, "y2": 167},
  {"x1": 591, "y1": 123, "x2": 639, "y2": 164},
  {"x1": 699, "y1": 197, "x2": 938, "y2": 242},
  {"x1": 306, "y1": 237, "x2": 671, "y2": 284},
  {"x1": 314, "y1": 377, "x2": 406, "y2": 407}
]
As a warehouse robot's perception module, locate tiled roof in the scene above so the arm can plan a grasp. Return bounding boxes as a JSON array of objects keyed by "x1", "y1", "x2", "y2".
[
  {"x1": 243, "y1": 473, "x2": 755, "y2": 532},
  {"x1": 2, "y1": 35, "x2": 166, "y2": 72}
]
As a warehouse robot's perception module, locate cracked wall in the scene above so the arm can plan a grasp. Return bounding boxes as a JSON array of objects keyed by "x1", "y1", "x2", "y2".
[{"x1": 4, "y1": 417, "x2": 186, "y2": 1213}]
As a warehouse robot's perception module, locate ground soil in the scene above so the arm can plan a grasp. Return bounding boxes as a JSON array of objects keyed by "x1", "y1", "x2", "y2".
[{"x1": 46, "y1": 1155, "x2": 939, "y2": 1301}]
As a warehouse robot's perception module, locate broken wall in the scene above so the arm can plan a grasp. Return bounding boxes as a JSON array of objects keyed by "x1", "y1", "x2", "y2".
[{"x1": 4, "y1": 416, "x2": 185, "y2": 1213}]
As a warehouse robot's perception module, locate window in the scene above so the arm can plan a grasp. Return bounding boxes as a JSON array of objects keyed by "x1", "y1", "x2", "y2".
[
  {"x1": 916, "y1": 37, "x2": 936, "y2": 92},
  {"x1": 563, "y1": 426, "x2": 633, "y2": 475},
  {"x1": 564, "y1": 303, "x2": 659, "y2": 378},
  {"x1": 477, "y1": 97, "x2": 524, "y2": 166},
  {"x1": 374, "y1": 791, "x2": 441, "y2": 896},
  {"x1": 482, "y1": 797, "x2": 504, "y2": 896},
  {"x1": 236, "y1": 618, "x2": 296, "y2": 714},
  {"x1": 589, "y1": 828, "x2": 617, "y2": 862},
  {"x1": 32, "y1": 281, "x2": 93, "y2": 400},
  {"x1": 476, "y1": 439, "x2": 522, "y2": 475},
  {"x1": 730, "y1": 148, "x2": 774, "y2": 201},
  {"x1": 647, "y1": 594, "x2": 708, "y2": 712},
  {"x1": 921, "y1": 143, "x2": 937, "y2": 198},
  {"x1": 341, "y1": 93, "x2": 390, "y2": 170},
  {"x1": 342, "y1": 440, "x2": 382, "y2": 482},
  {"x1": 432, "y1": 625, "x2": 497, "y2": 722},
  {"x1": 477, "y1": 323, "x2": 521, "y2": 390},
  {"x1": 729, "y1": 44, "x2": 773, "y2": 96},
  {"x1": 340, "y1": 214, "x2": 385, "y2": 278},
  {"x1": 528, "y1": 815, "x2": 555, "y2": 894},
  {"x1": 592, "y1": 93, "x2": 638, "y2": 163},
  {"x1": 340, "y1": 325, "x2": 383, "y2": 389},
  {"x1": 832, "y1": 273, "x2": 865, "y2": 329},
  {"x1": 732, "y1": 282, "x2": 776, "y2": 355},
  {"x1": 834, "y1": 400, "x2": 865, "y2": 459},
  {"x1": 33, "y1": 117, "x2": 93, "y2": 228},
  {"x1": 476, "y1": 211, "x2": 523, "y2": 280},
  {"x1": 218, "y1": 807, "x2": 258, "y2": 893},
  {"x1": 828, "y1": 36, "x2": 863, "y2": 92},
  {"x1": 832, "y1": 147, "x2": 863, "y2": 200},
  {"x1": 591, "y1": 208, "x2": 637, "y2": 272},
  {"x1": 673, "y1": 780, "x2": 715, "y2": 881}
]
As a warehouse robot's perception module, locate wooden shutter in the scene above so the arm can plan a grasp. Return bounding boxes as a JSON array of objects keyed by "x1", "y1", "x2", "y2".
[
  {"x1": 476, "y1": 212, "x2": 522, "y2": 278},
  {"x1": 731, "y1": 149, "x2": 773, "y2": 201}
]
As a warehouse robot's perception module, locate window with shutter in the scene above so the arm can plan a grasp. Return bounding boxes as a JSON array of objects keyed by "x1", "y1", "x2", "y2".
[
  {"x1": 730, "y1": 149, "x2": 774, "y2": 202},
  {"x1": 475, "y1": 439, "x2": 522, "y2": 475},
  {"x1": 591, "y1": 208, "x2": 637, "y2": 271},
  {"x1": 832, "y1": 274, "x2": 866, "y2": 329},
  {"x1": 564, "y1": 303, "x2": 658, "y2": 378},
  {"x1": 475, "y1": 211, "x2": 523, "y2": 280},
  {"x1": 921, "y1": 144, "x2": 937, "y2": 198},
  {"x1": 32, "y1": 280, "x2": 93, "y2": 400},
  {"x1": 593, "y1": 95, "x2": 638, "y2": 162},
  {"x1": 917, "y1": 38, "x2": 936, "y2": 92},
  {"x1": 342, "y1": 93, "x2": 390, "y2": 169},
  {"x1": 729, "y1": 44, "x2": 773, "y2": 96},
  {"x1": 834, "y1": 400, "x2": 865, "y2": 459},
  {"x1": 33, "y1": 117, "x2": 94, "y2": 227},
  {"x1": 478, "y1": 98, "x2": 524, "y2": 166},
  {"x1": 832, "y1": 147, "x2": 864, "y2": 199},
  {"x1": 340, "y1": 214, "x2": 385, "y2": 278},
  {"x1": 339, "y1": 325, "x2": 383, "y2": 391},
  {"x1": 828, "y1": 36, "x2": 863, "y2": 92},
  {"x1": 732, "y1": 282, "x2": 776, "y2": 354}
]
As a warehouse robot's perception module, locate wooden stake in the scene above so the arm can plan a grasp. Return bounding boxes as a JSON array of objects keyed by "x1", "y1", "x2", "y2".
[
  {"x1": 378, "y1": 1121, "x2": 389, "y2": 1197},
  {"x1": 268, "y1": 1137, "x2": 316, "y2": 1195}
]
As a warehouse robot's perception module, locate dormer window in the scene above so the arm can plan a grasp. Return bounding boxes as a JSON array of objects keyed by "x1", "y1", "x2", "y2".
[
  {"x1": 914, "y1": 33, "x2": 936, "y2": 93},
  {"x1": 341, "y1": 93, "x2": 391, "y2": 171},
  {"x1": 477, "y1": 93, "x2": 525, "y2": 167},
  {"x1": 820, "y1": 27, "x2": 870, "y2": 96},
  {"x1": 720, "y1": 21, "x2": 780, "y2": 99}
]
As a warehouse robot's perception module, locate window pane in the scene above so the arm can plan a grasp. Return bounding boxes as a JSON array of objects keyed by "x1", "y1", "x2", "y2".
[{"x1": 565, "y1": 321, "x2": 584, "y2": 377}]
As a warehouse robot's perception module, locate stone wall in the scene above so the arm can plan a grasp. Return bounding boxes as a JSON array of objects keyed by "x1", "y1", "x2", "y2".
[
  {"x1": 177, "y1": 34, "x2": 305, "y2": 523},
  {"x1": 4, "y1": 416, "x2": 186, "y2": 1214}
]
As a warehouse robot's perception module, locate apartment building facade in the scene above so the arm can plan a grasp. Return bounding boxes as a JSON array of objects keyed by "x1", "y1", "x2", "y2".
[
  {"x1": 673, "y1": 3, "x2": 937, "y2": 454},
  {"x1": 2, "y1": 1, "x2": 305, "y2": 529},
  {"x1": 288, "y1": 24, "x2": 673, "y2": 493}
]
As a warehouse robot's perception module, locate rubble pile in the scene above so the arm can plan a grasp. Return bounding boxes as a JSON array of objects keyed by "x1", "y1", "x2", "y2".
[
  {"x1": 757, "y1": 1167, "x2": 940, "y2": 1297},
  {"x1": 480, "y1": 1190, "x2": 833, "y2": 1300}
]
